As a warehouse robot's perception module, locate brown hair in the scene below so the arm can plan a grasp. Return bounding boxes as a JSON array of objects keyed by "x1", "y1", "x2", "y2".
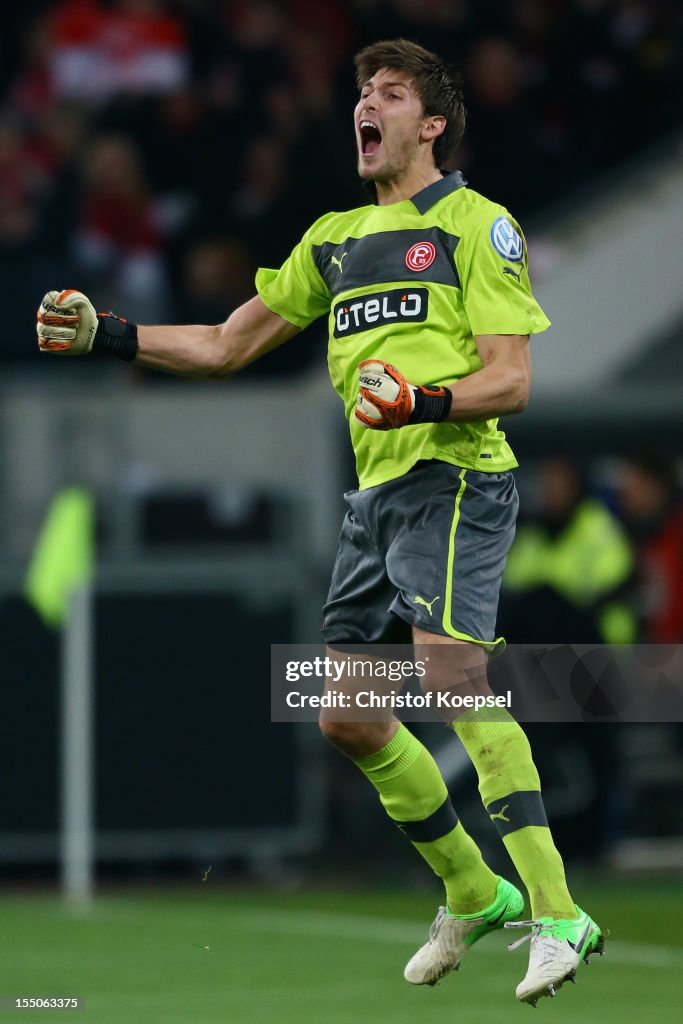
[{"x1": 354, "y1": 39, "x2": 465, "y2": 166}]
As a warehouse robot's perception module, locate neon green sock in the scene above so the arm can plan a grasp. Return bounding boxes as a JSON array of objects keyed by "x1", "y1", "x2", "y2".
[
  {"x1": 354, "y1": 724, "x2": 497, "y2": 914},
  {"x1": 454, "y1": 711, "x2": 575, "y2": 919}
]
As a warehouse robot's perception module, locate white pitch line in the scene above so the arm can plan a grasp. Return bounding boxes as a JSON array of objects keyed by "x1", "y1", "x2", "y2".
[{"x1": 228, "y1": 907, "x2": 683, "y2": 969}]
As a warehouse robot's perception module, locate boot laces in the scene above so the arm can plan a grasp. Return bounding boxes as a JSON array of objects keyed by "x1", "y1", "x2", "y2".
[
  {"x1": 505, "y1": 918, "x2": 555, "y2": 955},
  {"x1": 428, "y1": 907, "x2": 447, "y2": 943}
]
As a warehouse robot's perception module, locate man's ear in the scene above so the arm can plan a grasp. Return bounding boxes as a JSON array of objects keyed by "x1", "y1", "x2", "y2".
[{"x1": 420, "y1": 115, "x2": 446, "y2": 143}]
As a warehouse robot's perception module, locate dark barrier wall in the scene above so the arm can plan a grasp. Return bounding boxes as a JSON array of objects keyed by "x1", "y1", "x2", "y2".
[{"x1": 1, "y1": 593, "x2": 299, "y2": 847}]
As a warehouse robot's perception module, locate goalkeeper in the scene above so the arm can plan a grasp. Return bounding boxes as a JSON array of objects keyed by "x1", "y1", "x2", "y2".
[{"x1": 36, "y1": 38, "x2": 603, "y2": 1007}]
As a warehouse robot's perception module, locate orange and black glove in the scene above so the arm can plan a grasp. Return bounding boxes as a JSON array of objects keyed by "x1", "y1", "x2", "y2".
[{"x1": 355, "y1": 359, "x2": 452, "y2": 430}]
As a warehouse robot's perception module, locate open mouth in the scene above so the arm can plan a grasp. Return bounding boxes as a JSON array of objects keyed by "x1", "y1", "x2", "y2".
[{"x1": 359, "y1": 119, "x2": 382, "y2": 156}]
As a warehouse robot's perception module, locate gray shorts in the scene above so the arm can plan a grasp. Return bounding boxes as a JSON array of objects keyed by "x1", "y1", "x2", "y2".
[{"x1": 321, "y1": 461, "x2": 518, "y2": 650}]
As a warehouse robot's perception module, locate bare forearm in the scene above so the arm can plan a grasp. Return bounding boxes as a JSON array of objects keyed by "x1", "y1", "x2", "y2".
[
  {"x1": 445, "y1": 333, "x2": 531, "y2": 421},
  {"x1": 132, "y1": 297, "x2": 300, "y2": 378},
  {"x1": 135, "y1": 323, "x2": 222, "y2": 377},
  {"x1": 446, "y1": 363, "x2": 529, "y2": 421}
]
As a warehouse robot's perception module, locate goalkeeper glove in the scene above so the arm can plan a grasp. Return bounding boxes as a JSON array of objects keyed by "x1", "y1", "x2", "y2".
[
  {"x1": 37, "y1": 289, "x2": 138, "y2": 361},
  {"x1": 355, "y1": 359, "x2": 452, "y2": 430}
]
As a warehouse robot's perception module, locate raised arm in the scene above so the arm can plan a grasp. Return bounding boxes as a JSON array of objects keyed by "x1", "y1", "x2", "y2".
[
  {"x1": 135, "y1": 296, "x2": 300, "y2": 378},
  {"x1": 36, "y1": 290, "x2": 300, "y2": 378}
]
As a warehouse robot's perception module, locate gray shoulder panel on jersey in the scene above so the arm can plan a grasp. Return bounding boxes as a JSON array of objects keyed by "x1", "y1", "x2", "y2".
[
  {"x1": 362, "y1": 169, "x2": 467, "y2": 212},
  {"x1": 312, "y1": 227, "x2": 461, "y2": 299},
  {"x1": 411, "y1": 169, "x2": 467, "y2": 214}
]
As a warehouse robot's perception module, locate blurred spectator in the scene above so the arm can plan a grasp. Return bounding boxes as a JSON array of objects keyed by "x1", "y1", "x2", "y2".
[
  {"x1": 0, "y1": 118, "x2": 47, "y2": 242},
  {"x1": 287, "y1": 0, "x2": 355, "y2": 69},
  {"x1": 174, "y1": 236, "x2": 255, "y2": 324},
  {"x1": 500, "y1": 455, "x2": 637, "y2": 861},
  {"x1": 7, "y1": 15, "x2": 57, "y2": 123},
  {"x1": 617, "y1": 453, "x2": 683, "y2": 642},
  {"x1": 72, "y1": 133, "x2": 168, "y2": 320},
  {"x1": 281, "y1": 29, "x2": 361, "y2": 218},
  {"x1": 227, "y1": 0, "x2": 290, "y2": 104},
  {"x1": 459, "y1": 37, "x2": 542, "y2": 213},
  {"x1": 228, "y1": 135, "x2": 304, "y2": 267},
  {"x1": 49, "y1": 0, "x2": 189, "y2": 105},
  {"x1": 0, "y1": 115, "x2": 65, "y2": 361},
  {"x1": 502, "y1": 457, "x2": 635, "y2": 644},
  {"x1": 131, "y1": 87, "x2": 236, "y2": 225}
]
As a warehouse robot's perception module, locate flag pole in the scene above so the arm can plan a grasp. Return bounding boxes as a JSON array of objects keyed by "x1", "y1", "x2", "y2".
[
  {"x1": 60, "y1": 584, "x2": 95, "y2": 904},
  {"x1": 23, "y1": 486, "x2": 96, "y2": 903}
]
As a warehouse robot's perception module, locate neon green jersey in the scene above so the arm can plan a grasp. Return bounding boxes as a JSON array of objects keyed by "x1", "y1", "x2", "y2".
[{"x1": 255, "y1": 171, "x2": 550, "y2": 490}]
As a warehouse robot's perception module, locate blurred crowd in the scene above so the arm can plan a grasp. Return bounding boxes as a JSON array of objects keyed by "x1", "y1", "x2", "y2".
[
  {"x1": 501, "y1": 452, "x2": 683, "y2": 645},
  {"x1": 1, "y1": 0, "x2": 682, "y2": 364},
  {"x1": 499, "y1": 452, "x2": 683, "y2": 859}
]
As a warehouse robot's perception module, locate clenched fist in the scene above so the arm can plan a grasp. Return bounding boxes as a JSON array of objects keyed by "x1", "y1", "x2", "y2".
[
  {"x1": 355, "y1": 359, "x2": 453, "y2": 430},
  {"x1": 37, "y1": 289, "x2": 98, "y2": 355}
]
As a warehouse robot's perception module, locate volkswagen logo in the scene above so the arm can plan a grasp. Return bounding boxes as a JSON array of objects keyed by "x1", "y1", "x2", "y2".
[{"x1": 490, "y1": 216, "x2": 524, "y2": 263}]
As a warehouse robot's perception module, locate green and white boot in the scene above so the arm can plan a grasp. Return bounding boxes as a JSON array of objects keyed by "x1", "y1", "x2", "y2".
[
  {"x1": 506, "y1": 906, "x2": 605, "y2": 1006},
  {"x1": 404, "y1": 877, "x2": 524, "y2": 986}
]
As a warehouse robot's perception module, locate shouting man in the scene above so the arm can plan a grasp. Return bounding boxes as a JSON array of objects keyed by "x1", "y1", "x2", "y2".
[{"x1": 36, "y1": 38, "x2": 604, "y2": 1006}]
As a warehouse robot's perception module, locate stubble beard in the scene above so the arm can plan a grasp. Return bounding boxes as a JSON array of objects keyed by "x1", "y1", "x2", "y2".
[{"x1": 358, "y1": 141, "x2": 411, "y2": 185}]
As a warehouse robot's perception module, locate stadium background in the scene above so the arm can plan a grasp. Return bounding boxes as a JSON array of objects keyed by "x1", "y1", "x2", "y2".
[{"x1": 1, "y1": 2, "x2": 682, "y2": 1021}]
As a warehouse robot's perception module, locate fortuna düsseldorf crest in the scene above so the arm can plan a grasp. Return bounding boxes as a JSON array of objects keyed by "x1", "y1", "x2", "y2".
[{"x1": 405, "y1": 241, "x2": 436, "y2": 271}]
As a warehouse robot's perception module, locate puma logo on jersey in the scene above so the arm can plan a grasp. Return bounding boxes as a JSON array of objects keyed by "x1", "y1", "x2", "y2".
[
  {"x1": 503, "y1": 266, "x2": 522, "y2": 281},
  {"x1": 414, "y1": 594, "x2": 440, "y2": 616},
  {"x1": 331, "y1": 253, "x2": 348, "y2": 272},
  {"x1": 489, "y1": 804, "x2": 510, "y2": 823}
]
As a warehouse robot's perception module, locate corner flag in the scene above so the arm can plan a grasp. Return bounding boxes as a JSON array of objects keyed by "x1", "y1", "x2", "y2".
[{"x1": 25, "y1": 487, "x2": 95, "y2": 628}]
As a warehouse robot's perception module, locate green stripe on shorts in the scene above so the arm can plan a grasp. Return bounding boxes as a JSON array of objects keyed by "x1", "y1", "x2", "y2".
[{"x1": 442, "y1": 468, "x2": 505, "y2": 653}]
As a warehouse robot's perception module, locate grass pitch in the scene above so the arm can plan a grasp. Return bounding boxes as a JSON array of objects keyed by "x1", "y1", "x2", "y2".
[{"x1": 2, "y1": 879, "x2": 681, "y2": 1023}]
